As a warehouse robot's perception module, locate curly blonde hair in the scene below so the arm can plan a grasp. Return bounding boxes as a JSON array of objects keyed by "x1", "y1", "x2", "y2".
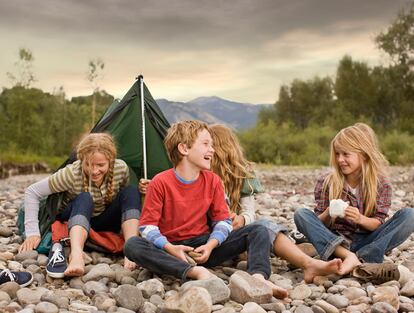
[
  {"x1": 324, "y1": 123, "x2": 389, "y2": 217},
  {"x1": 210, "y1": 124, "x2": 253, "y2": 214},
  {"x1": 76, "y1": 133, "x2": 117, "y2": 204}
]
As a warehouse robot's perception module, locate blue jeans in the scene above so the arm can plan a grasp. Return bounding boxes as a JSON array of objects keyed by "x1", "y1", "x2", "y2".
[
  {"x1": 57, "y1": 186, "x2": 141, "y2": 233},
  {"x1": 294, "y1": 207, "x2": 414, "y2": 263},
  {"x1": 253, "y1": 218, "x2": 288, "y2": 252},
  {"x1": 124, "y1": 223, "x2": 272, "y2": 281}
]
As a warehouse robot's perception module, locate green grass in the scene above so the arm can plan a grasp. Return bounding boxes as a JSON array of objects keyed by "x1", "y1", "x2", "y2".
[{"x1": 0, "y1": 151, "x2": 65, "y2": 171}]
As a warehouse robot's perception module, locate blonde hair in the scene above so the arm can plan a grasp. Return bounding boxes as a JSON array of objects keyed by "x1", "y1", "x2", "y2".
[
  {"x1": 210, "y1": 124, "x2": 253, "y2": 214},
  {"x1": 164, "y1": 120, "x2": 209, "y2": 166},
  {"x1": 324, "y1": 123, "x2": 389, "y2": 216},
  {"x1": 76, "y1": 133, "x2": 117, "y2": 203}
]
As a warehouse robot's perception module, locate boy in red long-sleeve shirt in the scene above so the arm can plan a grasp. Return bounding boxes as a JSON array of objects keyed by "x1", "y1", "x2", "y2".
[{"x1": 124, "y1": 120, "x2": 288, "y2": 298}]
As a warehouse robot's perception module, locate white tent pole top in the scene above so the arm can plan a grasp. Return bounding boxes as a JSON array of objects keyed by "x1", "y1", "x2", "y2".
[{"x1": 139, "y1": 75, "x2": 148, "y2": 180}]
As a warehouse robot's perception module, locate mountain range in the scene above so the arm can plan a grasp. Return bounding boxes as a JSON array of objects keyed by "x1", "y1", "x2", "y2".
[{"x1": 156, "y1": 96, "x2": 269, "y2": 130}]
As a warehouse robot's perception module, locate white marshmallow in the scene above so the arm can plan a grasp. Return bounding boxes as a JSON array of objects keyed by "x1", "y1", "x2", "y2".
[{"x1": 329, "y1": 199, "x2": 348, "y2": 218}]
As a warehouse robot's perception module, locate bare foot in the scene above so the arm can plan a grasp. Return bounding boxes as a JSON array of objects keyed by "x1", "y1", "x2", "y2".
[
  {"x1": 124, "y1": 256, "x2": 138, "y2": 271},
  {"x1": 187, "y1": 266, "x2": 216, "y2": 280},
  {"x1": 64, "y1": 251, "x2": 85, "y2": 277},
  {"x1": 338, "y1": 253, "x2": 361, "y2": 275},
  {"x1": 303, "y1": 258, "x2": 342, "y2": 283},
  {"x1": 252, "y1": 273, "x2": 289, "y2": 300}
]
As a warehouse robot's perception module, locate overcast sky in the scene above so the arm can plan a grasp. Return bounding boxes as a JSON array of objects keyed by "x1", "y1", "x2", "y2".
[{"x1": 0, "y1": 0, "x2": 410, "y2": 104}]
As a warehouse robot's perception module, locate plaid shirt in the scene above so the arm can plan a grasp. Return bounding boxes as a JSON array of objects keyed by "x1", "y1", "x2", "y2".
[{"x1": 314, "y1": 174, "x2": 392, "y2": 240}]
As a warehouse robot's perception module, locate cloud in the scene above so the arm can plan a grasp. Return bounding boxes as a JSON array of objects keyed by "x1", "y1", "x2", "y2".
[{"x1": 0, "y1": 0, "x2": 410, "y2": 103}]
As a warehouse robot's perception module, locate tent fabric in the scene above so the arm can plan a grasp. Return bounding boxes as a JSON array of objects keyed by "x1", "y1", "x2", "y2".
[{"x1": 18, "y1": 77, "x2": 172, "y2": 252}]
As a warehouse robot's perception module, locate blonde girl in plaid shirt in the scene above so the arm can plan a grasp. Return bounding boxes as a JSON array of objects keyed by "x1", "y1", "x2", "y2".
[{"x1": 295, "y1": 123, "x2": 414, "y2": 275}]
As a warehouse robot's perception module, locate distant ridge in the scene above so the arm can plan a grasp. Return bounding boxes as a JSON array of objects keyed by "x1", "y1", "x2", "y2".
[{"x1": 156, "y1": 96, "x2": 269, "y2": 129}]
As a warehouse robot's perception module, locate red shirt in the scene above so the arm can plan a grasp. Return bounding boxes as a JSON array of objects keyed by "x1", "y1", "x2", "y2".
[{"x1": 139, "y1": 169, "x2": 230, "y2": 242}]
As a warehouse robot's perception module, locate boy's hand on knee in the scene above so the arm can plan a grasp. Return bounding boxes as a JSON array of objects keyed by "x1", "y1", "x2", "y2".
[
  {"x1": 19, "y1": 235, "x2": 41, "y2": 252},
  {"x1": 193, "y1": 240, "x2": 217, "y2": 264},
  {"x1": 164, "y1": 243, "x2": 194, "y2": 263}
]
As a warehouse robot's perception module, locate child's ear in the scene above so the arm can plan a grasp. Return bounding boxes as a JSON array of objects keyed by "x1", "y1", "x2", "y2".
[{"x1": 177, "y1": 143, "x2": 189, "y2": 156}]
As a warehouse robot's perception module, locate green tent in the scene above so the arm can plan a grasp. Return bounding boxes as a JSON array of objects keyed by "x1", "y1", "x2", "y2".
[
  {"x1": 17, "y1": 76, "x2": 172, "y2": 252},
  {"x1": 62, "y1": 75, "x2": 172, "y2": 184}
]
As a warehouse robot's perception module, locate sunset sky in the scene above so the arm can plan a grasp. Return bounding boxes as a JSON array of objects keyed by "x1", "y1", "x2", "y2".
[{"x1": 0, "y1": 0, "x2": 410, "y2": 104}]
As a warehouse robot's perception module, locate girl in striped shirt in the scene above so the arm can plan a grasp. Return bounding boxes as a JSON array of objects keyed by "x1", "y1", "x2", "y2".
[{"x1": 20, "y1": 133, "x2": 140, "y2": 277}]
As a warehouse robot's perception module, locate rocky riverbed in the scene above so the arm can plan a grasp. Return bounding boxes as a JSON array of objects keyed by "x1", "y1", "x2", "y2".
[{"x1": 0, "y1": 167, "x2": 414, "y2": 313}]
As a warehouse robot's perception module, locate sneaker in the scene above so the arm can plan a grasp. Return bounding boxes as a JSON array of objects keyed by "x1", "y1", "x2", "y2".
[
  {"x1": 289, "y1": 230, "x2": 309, "y2": 244},
  {"x1": 0, "y1": 269, "x2": 33, "y2": 287},
  {"x1": 46, "y1": 242, "x2": 67, "y2": 278}
]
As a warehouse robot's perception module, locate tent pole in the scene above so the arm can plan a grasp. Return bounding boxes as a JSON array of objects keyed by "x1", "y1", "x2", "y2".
[{"x1": 139, "y1": 75, "x2": 148, "y2": 179}]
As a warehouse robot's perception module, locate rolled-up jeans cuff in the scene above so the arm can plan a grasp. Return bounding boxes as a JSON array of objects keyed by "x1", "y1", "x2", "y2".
[
  {"x1": 68, "y1": 215, "x2": 90, "y2": 233},
  {"x1": 321, "y1": 236, "x2": 347, "y2": 261},
  {"x1": 122, "y1": 208, "x2": 140, "y2": 223},
  {"x1": 181, "y1": 264, "x2": 195, "y2": 283}
]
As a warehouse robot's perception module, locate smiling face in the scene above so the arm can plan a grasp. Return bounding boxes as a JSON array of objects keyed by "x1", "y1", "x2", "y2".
[
  {"x1": 186, "y1": 129, "x2": 215, "y2": 171},
  {"x1": 334, "y1": 147, "x2": 363, "y2": 180},
  {"x1": 82, "y1": 152, "x2": 110, "y2": 187}
]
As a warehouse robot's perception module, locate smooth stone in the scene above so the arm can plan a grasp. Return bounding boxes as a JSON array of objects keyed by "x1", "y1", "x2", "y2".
[
  {"x1": 34, "y1": 301, "x2": 59, "y2": 313},
  {"x1": 16, "y1": 287, "x2": 48, "y2": 306},
  {"x1": 93, "y1": 294, "x2": 117, "y2": 311},
  {"x1": 346, "y1": 303, "x2": 369, "y2": 313},
  {"x1": 289, "y1": 284, "x2": 312, "y2": 300},
  {"x1": 82, "y1": 263, "x2": 116, "y2": 282},
  {"x1": 335, "y1": 278, "x2": 361, "y2": 288},
  {"x1": 371, "y1": 302, "x2": 398, "y2": 313},
  {"x1": 240, "y1": 302, "x2": 266, "y2": 313},
  {"x1": 399, "y1": 302, "x2": 414, "y2": 312},
  {"x1": 295, "y1": 305, "x2": 313, "y2": 313},
  {"x1": 137, "y1": 278, "x2": 165, "y2": 298},
  {"x1": 40, "y1": 291, "x2": 69, "y2": 309},
  {"x1": 260, "y1": 302, "x2": 285, "y2": 313},
  {"x1": 0, "y1": 281, "x2": 20, "y2": 298},
  {"x1": 14, "y1": 251, "x2": 38, "y2": 262},
  {"x1": 181, "y1": 277, "x2": 230, "y2": 304},
  {"x1": 325, "y1": 294, "x2": 349, "y2": 309},
  {"x1": 163, "y1": 286, "x2": 212, "y2": 313},
  {"x1": 82, "y1": 281, "x2": 109, "y2": 297},
  {"x1": 0, "y1": 290, "x2": 11, "y2": 303},
  {"x1": 112, "y1": 285, "x2": 144, "y2": 311},
  {"x1": 371, "y1": 286, "x2": 399, "y2": 309},
  {"x1": 0, "y1": 226, "x2": 13, "y2": 237},
  {"x1": 314, "y1": 299, "x2": 339, "y2": 313},
  {"x1": 401, "y1": 279, "x2": 414, "y2": 297},
  {"x1": 228, "y1": 271, "x2": 272, "y2": 304},
  {"x1": 68, "y1": 301, "x2": 98, "y2": 312},
  {"x1": 342, "y1": 287, "x2": 367, "y2": 300},
  {"x1": 140, "y1": 301, "x2": 157, "y2": 313}
]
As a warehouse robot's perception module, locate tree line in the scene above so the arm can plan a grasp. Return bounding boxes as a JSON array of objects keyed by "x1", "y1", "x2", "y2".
[
  {"x1": 1, "y1": 3, "x2": 414, "y2": 167},
  {"x1": 239, "y1": 3, "x2": 414, "y2": 165}
]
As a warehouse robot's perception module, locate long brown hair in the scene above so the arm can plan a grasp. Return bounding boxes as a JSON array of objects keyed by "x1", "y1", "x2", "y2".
[
  {"x1": 210, "y1": 124, "x2": 253, "y2": 214},
  {"x1": 76, "y1": 133, "x2": 117, "y2": 203},
  {"x1": 324, "y1": 123, "x2": 389, "y2": 216}
]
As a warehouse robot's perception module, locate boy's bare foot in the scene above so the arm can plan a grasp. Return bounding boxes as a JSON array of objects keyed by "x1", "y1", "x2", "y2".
[
  {"x1": 187, "y1": 266, "x2": 216, "y2": 280},
  {"x1": 252, "y1": 273, "x2": 289, "y2": 299},
  {"x1": 303, "y1": 258, "x2": 342, "y2": 283},
  {"x1": 338, "y1": 253, "x2": 361, "y2": 275},
  {"x1": 64, "y1": 251, "x2": 85, "y2": 277}
]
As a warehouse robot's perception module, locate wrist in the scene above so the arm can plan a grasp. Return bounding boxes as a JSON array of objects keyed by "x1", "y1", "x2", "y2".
[{"x1": 206, "y1": 239, "x2": 219, "y2": 249}]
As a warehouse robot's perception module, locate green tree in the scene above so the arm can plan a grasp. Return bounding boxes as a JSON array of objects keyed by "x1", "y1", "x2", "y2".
[
  {"x1": 6, "y1": 48, "x2": 36, "y2": 88},
  {"x1": 86, "y1": 58, "x2": 105, "y2": 126}
]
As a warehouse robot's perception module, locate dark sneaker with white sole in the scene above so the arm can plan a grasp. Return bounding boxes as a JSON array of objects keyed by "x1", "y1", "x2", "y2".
[
  {"x1": 46, "y1": 242, "x2": 67, "y2": 278},
  {"x1": 0, "y1": 269, "x2": 33, "y2": 287},
  {"x1": 289, "y1": 230, "x2": 309, "y2": 244}
]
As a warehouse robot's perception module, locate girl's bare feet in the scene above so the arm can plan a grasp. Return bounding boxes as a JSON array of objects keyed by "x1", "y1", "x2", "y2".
[
  {"x1": 252, "y1": 273, "x2": 289, "y2": 299},
  {"x1": 187, "y1": 266, "x2": 216, "y2": 280},
  {"x1": 303, "y1": 258, "x2": 342, "y2": 283},
  {"x1": 64, "y1": 251, "x2": 85, "y2": 277},
  {"x1": 339, "y1": 253, "x2": 361, "y2": 275}
]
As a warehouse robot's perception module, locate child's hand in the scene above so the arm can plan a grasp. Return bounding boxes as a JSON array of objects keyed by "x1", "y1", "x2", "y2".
[
  {"x1": 193, "y1": 241, "x2": 216, "y2": 264},
  {"x1": 139, "y1": 179, "x2": 151, "y2": 194},
  {"x1": 232, "y1": 215, "x2": 245, "y2": 230},
  {"x1": 164, "y1": 243, "x2": 194, "y2": 263},
  {"x1": 19, "y1": 235, "x2": 41, "y2": 252},
  {"x1": 344, "y1": 206, "x2": 362, "y2": 224}
]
